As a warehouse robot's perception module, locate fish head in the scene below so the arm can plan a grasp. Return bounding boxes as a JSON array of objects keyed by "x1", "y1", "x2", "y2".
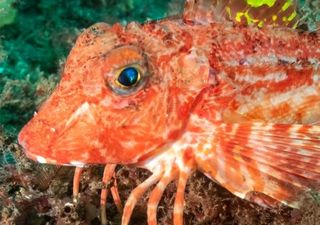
[{"x1": 18, "y1": 21, "x2": 211, "y2": 166}]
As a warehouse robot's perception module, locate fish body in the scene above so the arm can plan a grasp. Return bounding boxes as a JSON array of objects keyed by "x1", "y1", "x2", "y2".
[{"x1": 18, "y1": 0, "x2": 320, "y2": 224}]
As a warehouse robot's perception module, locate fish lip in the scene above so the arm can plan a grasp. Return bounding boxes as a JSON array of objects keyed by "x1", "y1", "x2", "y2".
[
  {"x1": 18, "y1": 134, "x2": 60, "y2": 165},
  {"x1": 23, "y1": 150, "x2": 58, "y2": 165},
  {"x1": 30, "y1": 151, "x2": 84, "y2": 166},
  {"x1": 22, "y1": 146, "x2": 87, "y2": 167},
  {"x1": 18, "y1": 120, "x2": 96, "y2": 166},
  {"x1": 18, "y1": 120, "x2": 63, "y2": 165}
]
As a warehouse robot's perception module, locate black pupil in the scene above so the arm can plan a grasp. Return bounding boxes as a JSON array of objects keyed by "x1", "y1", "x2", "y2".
[{"x1": 118, "y1": 67, "x2": 139, "y2": 87}]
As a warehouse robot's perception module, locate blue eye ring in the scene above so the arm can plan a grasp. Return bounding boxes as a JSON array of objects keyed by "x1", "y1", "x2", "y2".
[{"x1": 115, "y1": 66, "x2": 141, "y2": 88}]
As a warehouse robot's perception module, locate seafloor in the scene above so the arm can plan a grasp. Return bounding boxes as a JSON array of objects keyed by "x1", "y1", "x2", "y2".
[{"x1": 0, "y1": 0, "x2": 320, "y2": 224}]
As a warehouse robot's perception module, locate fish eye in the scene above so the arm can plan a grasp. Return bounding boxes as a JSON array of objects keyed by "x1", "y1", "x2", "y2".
[
  {"x1": 116, "y1": 66, "x2": 141, "y2": 88},
  {"x1": 103, "y1": 46, "x2": 149, "y2": 95}
]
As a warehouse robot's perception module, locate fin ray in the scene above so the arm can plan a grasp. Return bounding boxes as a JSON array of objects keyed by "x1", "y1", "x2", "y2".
[{"x1": 196, "y1": 122, "x2": 320, "y2": 207}]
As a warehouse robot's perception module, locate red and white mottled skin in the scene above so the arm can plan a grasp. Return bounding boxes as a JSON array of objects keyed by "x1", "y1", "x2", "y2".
[{"x1": 18, "y1": 2, "x2": 320, "y2": 225}]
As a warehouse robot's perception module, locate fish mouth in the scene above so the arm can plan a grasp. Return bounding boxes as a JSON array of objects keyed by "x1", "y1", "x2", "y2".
[
  {"x1": 19, "y1": 132, "x2": 87, "y2": 167},
  {"x1": 23, "y1": 150, "x2": 57, "y2": 165},
  {"x1": 18, "y1": 118, "x2": 77, "y2": 166},
  {"x1": 23, "y1": 150, "x2": 87, "y2": 167},
  {"x1": 18, "y1": 118, "x2": 57, "y2": 163},
  {"x1": 18, "y1": 129, "x2": 62, "y2": 165},
  {"x1": 18, "y1": 103, "x2": 106, "y2": 166}
]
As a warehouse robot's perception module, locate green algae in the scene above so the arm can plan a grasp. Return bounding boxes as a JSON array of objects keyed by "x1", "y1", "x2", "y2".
[
  {"x1": 298, "y1": 0, "x2": 320, "y2": 31},
  {"x1": 0, "y1": 0, "x2": 17, "y2": 28}
]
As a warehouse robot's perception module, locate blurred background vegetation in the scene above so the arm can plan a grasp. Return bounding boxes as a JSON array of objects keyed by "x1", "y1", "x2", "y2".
[{"x1": 0, "y1": 0, "x2": 319, "y2": 139}]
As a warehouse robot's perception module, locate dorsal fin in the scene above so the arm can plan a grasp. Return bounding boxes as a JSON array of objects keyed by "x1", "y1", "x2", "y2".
[
  {"x1": 183, "y1": 0, "x2": 298, "y2": 28},
  {"x1": 183, "y1": 0, "x2": 223, "y2": 24}
]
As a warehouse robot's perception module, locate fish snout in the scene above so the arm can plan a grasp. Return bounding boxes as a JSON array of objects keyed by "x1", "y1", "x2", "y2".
[
  {"x1": 18, "y1": 105, "x2": 108, "y2": 166},
  {"x1": 18, "y1": 116, "x2": 59, "y2": 164}
]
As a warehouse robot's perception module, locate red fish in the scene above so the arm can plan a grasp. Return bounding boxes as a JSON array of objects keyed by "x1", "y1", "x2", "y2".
[{"x1": 18, "y1": 0, "x2": 320, "y2": 224}]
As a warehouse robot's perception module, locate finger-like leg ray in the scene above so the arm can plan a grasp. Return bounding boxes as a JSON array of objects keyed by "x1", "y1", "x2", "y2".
[
  {"x1": 111, "y1": 175, "x2": 123, "y2": 212},
  {"x1": 147, "y1": 167, "x2": 178, "y2": 225},
  {"x1": 173, "y1": 169, "x2": 190, "y2": 225},
  {"x1": 122, "y1": 171, "x2": 164, "y2": 225},
  {"x1": 100, "y1": 164, "x2": 117, "y2": 225},
  {"x1": 73, "y1": 167, "x2": 84, "y2": 203}
]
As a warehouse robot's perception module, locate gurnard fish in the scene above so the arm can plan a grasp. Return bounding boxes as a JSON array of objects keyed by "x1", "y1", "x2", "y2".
[{"x1": 18, "y1": 0, "x2": 320, "y2": 224}]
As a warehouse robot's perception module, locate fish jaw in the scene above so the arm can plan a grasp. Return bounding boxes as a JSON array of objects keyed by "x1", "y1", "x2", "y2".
[
  {"x1": 18, "y1": 119, "x2": 60, "y2": 165},
  {"x1": 18, "y1": 100, "x2": 105, "y2": 165}
]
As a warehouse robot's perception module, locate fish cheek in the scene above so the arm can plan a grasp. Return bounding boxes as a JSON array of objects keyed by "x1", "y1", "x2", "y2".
[{"x1": 97, "y1": 88, "x2": 169, "y2": 163}]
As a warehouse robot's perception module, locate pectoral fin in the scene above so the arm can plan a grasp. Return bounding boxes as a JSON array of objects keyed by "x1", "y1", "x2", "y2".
[{"x1": 195, "y1": 122, "x2": 320, "y2": 207}]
